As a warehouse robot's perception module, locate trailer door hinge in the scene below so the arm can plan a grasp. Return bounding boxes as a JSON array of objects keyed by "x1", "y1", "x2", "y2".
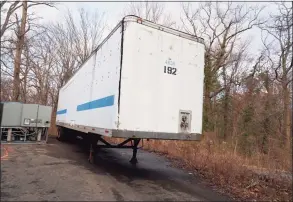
[{"x1": 115, "y1": 121, "x2": 121, "y2": 128}]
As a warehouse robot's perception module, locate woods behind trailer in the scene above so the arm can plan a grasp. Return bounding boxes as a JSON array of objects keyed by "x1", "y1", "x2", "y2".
[{"x1": 56, "y1": 15, "x2": 205, "y2": 163}]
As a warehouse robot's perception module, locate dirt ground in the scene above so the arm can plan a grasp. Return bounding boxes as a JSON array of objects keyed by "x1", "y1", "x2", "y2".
[{"x1": 1, "y1": 136, "x2": 231, "y2": 201}]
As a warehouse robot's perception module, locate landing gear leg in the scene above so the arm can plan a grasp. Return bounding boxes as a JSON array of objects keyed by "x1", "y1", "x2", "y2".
[
  {"x1": 88, "y1": 143, "x2": 94, "y2": 163},
  {"x1": 130, "y1": 139, "x2": 141, "y2": 164},
  {"x1": 88, "y1": 135, "x2": 98, "y2": 164}
]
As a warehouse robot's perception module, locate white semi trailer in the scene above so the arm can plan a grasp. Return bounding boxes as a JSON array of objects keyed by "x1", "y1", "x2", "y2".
[{"x1": 56, "y1": 15, "x2": 205, "y2": 164}]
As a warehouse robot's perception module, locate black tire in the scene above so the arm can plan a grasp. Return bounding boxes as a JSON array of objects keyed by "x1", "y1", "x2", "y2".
[
  {"x1": 80, "y1": 134, "x2": 91, "y2": 150},
  {"x1": 56, "y1": 127, "x2": 66, "y2": 141}
]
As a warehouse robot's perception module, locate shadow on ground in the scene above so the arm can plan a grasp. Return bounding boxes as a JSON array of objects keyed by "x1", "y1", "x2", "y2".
[{"x1": 45, "y1": 136, "x2": 231, "y2": 201}]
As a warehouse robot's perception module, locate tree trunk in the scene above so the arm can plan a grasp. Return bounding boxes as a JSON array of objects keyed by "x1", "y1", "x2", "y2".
[
  {"x1": 203, "y1": 54, "x2": 214, "y2": 131},
  {"x1": 283, "y1": 85, "x2": 291, "y2": 150},
  {"x1": 223, "y1": 88, "x2": 230, "y2": 140},
  {"x1": 42, "y1": 77, "x2": 49, "y2": 105},
  {"x1": 22, "y1": 73, "x2": 27, "y2": 103},
  {"x1": 13, "y1": 1, "x2": 27, "y2": 101},
  {"x1": 261, "y1": 73, "x2": 270, "y2": 154},
  {"x1": 281, "y1": 51, "x2": 291, "y2": 150},
  {"x1": 13, "y1": 42, "x2": 22, "y2": 101}
]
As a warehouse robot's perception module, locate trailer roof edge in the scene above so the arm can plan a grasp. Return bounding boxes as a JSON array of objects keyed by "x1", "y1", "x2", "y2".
[
  {"x1": 123, "y1": 15, "x2": 204, "y2": 44},
  {"x1": 60, "y1": 20, "x2": 123, "y2": 91}
]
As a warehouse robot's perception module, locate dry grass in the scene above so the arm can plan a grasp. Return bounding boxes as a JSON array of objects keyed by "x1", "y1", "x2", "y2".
[{"x1": 139, "y1": 134, "x2": 292, "y2": 201}]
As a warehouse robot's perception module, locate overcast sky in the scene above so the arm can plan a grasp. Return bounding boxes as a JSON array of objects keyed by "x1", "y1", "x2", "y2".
[{"x1": 29, "y1": 1, "x2": 283, "y2": 54}]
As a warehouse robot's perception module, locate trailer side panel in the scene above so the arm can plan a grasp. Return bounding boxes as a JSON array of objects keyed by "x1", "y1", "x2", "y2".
[{"x1": 56, "y1": 25, "x2": 122, "y2": 130}]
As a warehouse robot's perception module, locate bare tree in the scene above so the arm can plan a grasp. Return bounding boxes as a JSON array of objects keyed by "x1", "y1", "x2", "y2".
[
  {"x1": 1, "y1": 1, "x2": 21, "y2": 96},
  {"x1": 12, "y1": 1, "x2": 28, "y2": 101},
  {"x1": 260, "y1": 2, "x2": 292, "y2": 149},
  {"x1": 123, "y1": 1, "x2": 176, "y2": 28},
  {"x1": 220, "y1": 41, "x2": 251, "y2": 140},
  {"x1": 63, "y1": 8, "x2": 105, "y2": 64},
  {"x1": 181, "y1": 2, "x2": 265, "y2": 137},
  {"x1": 25, "y1": 33, "x2": 54, "y2": 105},
  {"x1": 0, "y1": 76, "x2": 13, "y2": 101},
  {"x1": 10, "y1": 1, "x2": 55, "y2": 101},
  {"x1": 44, "y1": 8, "x2": 105, "y2": 109},
  {"x1": 0, "y1": 1, "x2": 22, "y2": 39}
]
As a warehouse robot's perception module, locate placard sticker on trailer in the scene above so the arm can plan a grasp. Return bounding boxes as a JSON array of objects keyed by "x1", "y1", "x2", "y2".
[
  {"x1": 164, "y1": 58, "x2": 177, "y2": 75},
  {"x1": 179, "y1": 110, "x2": 192, "y2": 133}
]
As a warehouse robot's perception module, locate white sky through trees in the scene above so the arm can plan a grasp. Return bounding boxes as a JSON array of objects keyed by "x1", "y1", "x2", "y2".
[{"x1": 30, "y1": 1, "x2": 284, "y2": 56}]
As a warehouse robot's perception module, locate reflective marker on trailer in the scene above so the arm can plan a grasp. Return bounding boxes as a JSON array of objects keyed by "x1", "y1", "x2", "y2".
[{"x1": 137, "y1": 18, "x2": 142, "y2": 24}]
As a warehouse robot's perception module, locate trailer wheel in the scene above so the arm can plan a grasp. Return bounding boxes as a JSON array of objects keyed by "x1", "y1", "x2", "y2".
[{"x1": 57, "y1": 127, "x2": 66, "y2": 141}]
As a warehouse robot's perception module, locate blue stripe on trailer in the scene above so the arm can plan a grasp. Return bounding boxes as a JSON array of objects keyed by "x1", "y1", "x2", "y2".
[
  {"x1": 57, "y1": 109, "x2": 67, "y2": 115},
  {"x1": 77, "y1": 95, "x2": 115, "y2": 111}
]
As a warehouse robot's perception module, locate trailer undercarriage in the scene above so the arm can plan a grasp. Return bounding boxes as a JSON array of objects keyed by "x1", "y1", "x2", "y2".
[{"x1": 57, "y1": 127, "x2": 142, "y2": 164}]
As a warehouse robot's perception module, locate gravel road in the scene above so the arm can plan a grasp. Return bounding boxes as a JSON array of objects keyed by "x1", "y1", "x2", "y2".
[{"x1": 1, "y1": 136, "x2": 230, "y2": 201}]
